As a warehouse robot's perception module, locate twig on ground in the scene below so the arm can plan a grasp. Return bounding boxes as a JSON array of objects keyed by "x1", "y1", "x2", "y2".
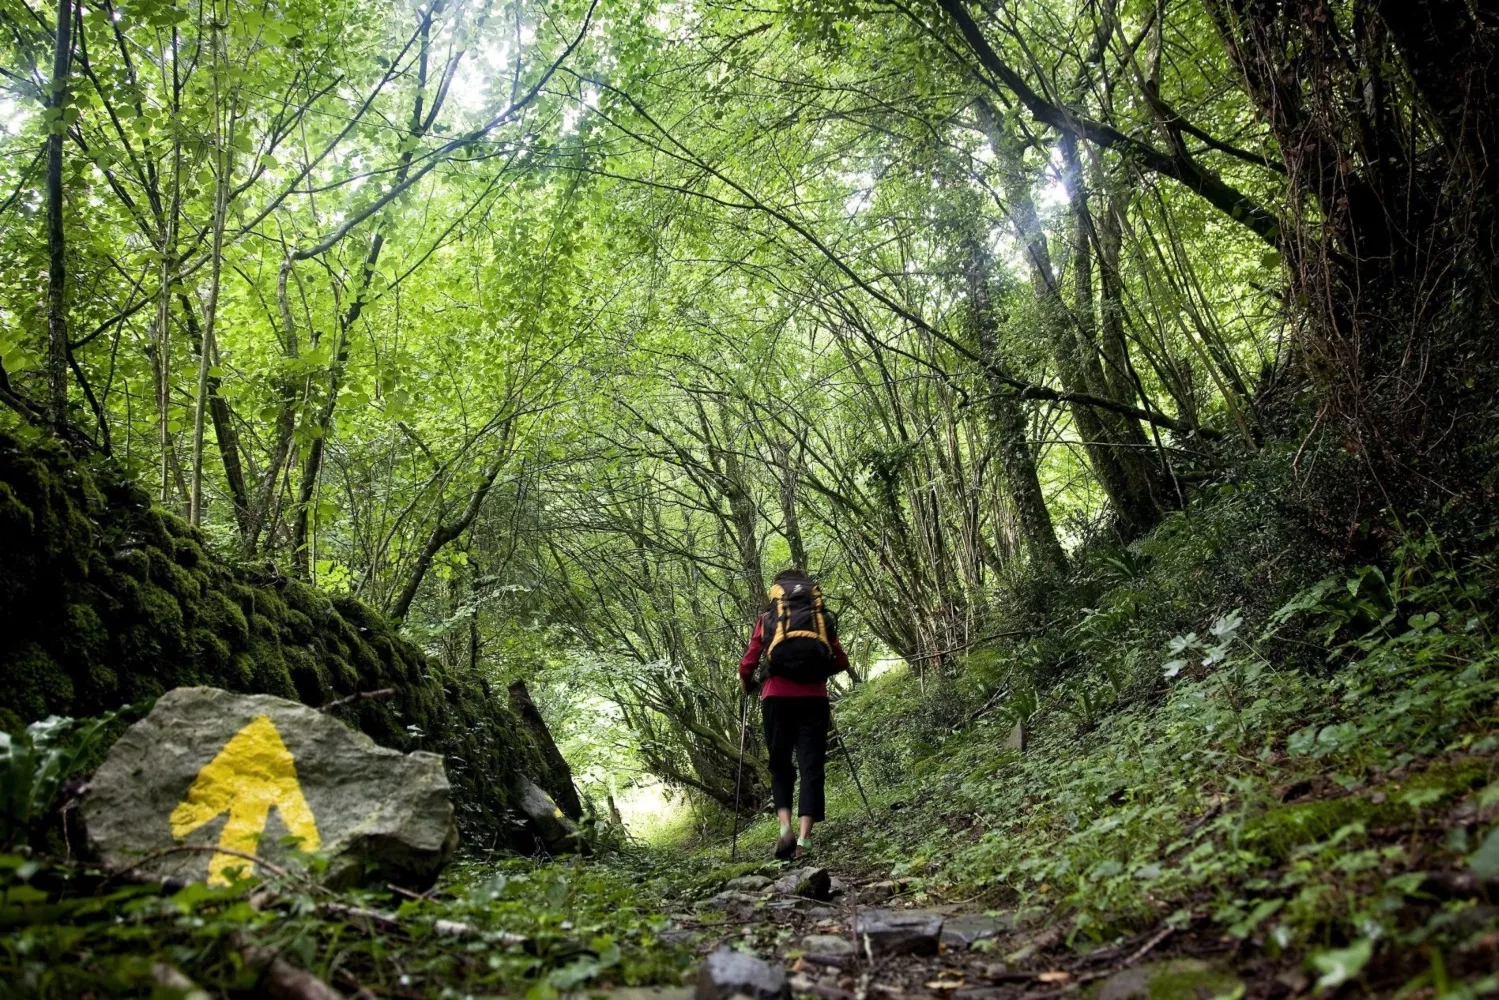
[
  {"x1": 965, "y1": 687, "x2": 1012, "y2": 724},
  {"x1": 854, "y1": 936, "x2": 882, "y2": 1000},
  {"x1": 242, "y1": 942, "x2": 347, "y2": 1000},
  {"x1": 320, "y1": 901, "x2": 403, "y2": 932},
  {"x1": 431, "y1": 918, "x2": 530, "y2": 945},
  {"x1": 1182, "y1": 802, "x2": 1223, "y2": 837},
  {"x1": 387, "y1": 882, "x2": 436, "y2": 901},
  {"x1": 803, "y1": 986, "x2": 855, "y2": 1000},
  {"x1": 98, "y1": 844, "x2": 312, "y2": 892},
  {"x1": 1123, "y1": 926, "x2": 1173, "y2": 967},
  {"x1": 151, "y1": 962, "x2": 211, "y2": 1000}
]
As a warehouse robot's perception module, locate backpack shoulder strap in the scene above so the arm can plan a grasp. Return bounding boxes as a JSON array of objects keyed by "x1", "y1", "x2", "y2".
[{"x1": 766, "y1": 583, "x2": 789, "y2": 656}]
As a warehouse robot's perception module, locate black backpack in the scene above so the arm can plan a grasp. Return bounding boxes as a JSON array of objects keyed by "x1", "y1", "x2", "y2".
[{"x1": 761, "y1": 576, "x2": 842, "y2": 683}]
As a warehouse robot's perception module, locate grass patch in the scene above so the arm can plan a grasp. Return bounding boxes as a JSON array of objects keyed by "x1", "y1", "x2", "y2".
[{"x1": 1, "y1": 853, "x2": 696, "y2": 998}]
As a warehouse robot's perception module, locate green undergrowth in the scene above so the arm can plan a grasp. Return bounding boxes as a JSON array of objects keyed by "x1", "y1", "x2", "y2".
[
  {"x1": 0, "y1": 852, "x2": 696, "y2": 998},
  {"x1": 0, "y1": 427, "x2": 563, "y2": 841},
  {"x1": 718, "y1": 500, "x2": 1499, "y2": 993}
]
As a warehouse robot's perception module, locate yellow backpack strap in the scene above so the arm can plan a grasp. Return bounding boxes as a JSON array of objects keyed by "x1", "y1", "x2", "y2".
[
  {"x1": 812, "y1": 584, "x2": 828, "y2": 648},
  {"x1": 766, "y1": 583, "x2": 787, "y2": 655}
]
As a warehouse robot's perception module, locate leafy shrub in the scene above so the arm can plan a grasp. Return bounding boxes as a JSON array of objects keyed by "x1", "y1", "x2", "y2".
[{"x1": 0, "y1": 713, "x2": 117, "y2": 848}]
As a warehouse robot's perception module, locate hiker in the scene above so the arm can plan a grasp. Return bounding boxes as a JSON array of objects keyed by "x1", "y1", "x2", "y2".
[{"x1": 739, "y1": 568, "x2": 851, "y2": 859}]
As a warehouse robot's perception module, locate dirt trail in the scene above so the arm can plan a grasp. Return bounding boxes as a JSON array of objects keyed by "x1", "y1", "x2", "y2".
[{"x1": 661, "y1": 867, "x2": 1256, "y2": 1000}]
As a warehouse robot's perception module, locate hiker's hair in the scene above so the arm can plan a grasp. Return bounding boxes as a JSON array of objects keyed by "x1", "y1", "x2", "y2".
[{"x1": 772, "y1": 567, "x2": 811, "y2": 584}]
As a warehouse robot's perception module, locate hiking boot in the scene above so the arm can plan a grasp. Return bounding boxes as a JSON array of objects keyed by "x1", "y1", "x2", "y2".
[
  {"x1": 774, "y1": 832, "x2": 797, "y2": 860},
  {"x1": 794, "y1": 837, "x2": 811, "y2": 859}
]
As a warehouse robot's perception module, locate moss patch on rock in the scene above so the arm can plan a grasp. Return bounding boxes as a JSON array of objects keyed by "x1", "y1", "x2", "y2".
[
  {"x1": 1089, "y1": 959, "x2": 1244, "y2": 1000},
  {"x1": 0, "y1": 429, "x2": 554, "y2": 843},
  {"x1": 1242, "y1": 756, "x2": 1494, "y2": 861}
]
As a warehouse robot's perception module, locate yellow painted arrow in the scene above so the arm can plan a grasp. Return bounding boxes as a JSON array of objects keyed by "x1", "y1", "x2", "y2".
[{"x1": 169, "y1": 714, "x2": 321, "y2": 885}]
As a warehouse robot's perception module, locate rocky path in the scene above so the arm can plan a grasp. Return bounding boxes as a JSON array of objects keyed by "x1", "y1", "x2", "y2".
[{"x1": 637, "y1": 867, "x2": 1251, "y2": 1000}]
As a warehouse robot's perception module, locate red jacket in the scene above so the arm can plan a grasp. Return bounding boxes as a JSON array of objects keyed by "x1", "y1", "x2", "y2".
[{"x1": 739, "y1": 612, "x2": 850, "y2": 699}]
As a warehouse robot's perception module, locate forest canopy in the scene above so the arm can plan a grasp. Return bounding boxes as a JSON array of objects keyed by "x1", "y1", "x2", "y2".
[{"x1": 2, "y1": 0, "x2": 1496, "y2": 810}]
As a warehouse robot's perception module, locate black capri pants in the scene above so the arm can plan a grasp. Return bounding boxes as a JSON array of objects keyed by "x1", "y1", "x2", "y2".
[{"x1": 761, "y1": 696, "x2": 830, "y2": 821}]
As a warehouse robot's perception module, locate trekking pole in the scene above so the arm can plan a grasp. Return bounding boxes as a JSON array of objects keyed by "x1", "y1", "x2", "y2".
[
  {"x1": 829, "y1": 710, "x2": 876, "y2": 822},
  {"x1": 730, "y1": 691, "x2": 749, "y2": 861}
]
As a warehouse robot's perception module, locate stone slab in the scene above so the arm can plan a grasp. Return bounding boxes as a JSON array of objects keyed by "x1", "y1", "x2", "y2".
[{"x1": 81, "y1": 686, "x2": 455, "y2": 889}]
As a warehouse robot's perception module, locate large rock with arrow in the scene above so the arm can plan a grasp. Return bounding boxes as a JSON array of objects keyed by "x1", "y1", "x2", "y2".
[{"x1": 80, "y1": 686, "x2": 457, "y2": 889}]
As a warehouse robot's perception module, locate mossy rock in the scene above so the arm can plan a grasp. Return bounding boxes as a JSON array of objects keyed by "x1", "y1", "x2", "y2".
[
  {"x1": 1244, "y1": 758, "x2": 1492, "y2": 860},
  {"x1": 0, "y1": 427, "x2": 559, "y2": 844},
  {"x1": 1242, "y1": 795, "x2": 1386, "y2": 860},
  {"x1": 1089, "y1": 959, "x2": 1243, "y2": 1000}
]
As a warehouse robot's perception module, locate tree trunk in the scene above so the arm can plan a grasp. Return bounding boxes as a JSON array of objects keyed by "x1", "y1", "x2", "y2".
[
  {"x1": 721, "y1": 447, "x2": 765, "y2": 616},
  {"x1": 154, "y1": 66, "x2": 183, "y2": 508},
  {"x1": 389, "y1": 439, "x2": 510, "y2": 621},
  {"x1": 982, "y1": 100, "x2": 1160, "y2": 537},
  {"x1": 775, "y1": 440, "x2": 810, "y2": 570},
  {"x1": 1060, "y1": 135, "x2": 1163, "y2": 533},
  {"x1": 180, "y1": 296, "x2": 250, "y2": 534},
  {"x1": 290, "y1": 3, "x2": 444, "y2": 570},
  {"x1": 44, "y1": 0, "x2": 72, "y2": 433},
  {"x1": 963, "y1": 240, "x2": 1068, "y2": 576},
  {"x1": 1204, "y1": 0, "x2": 1499, "y2": 501},
  {"x1": 1096, "y1": 187, "x2": 1138, "y2": 407},
  {"x1": 190, "y1": 39, "x2": 233, "y2": 527}
]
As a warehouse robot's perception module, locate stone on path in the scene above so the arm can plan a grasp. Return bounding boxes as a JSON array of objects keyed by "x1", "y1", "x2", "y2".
[
  {"x1": 506, "y1": 679, "x2": 584, "y2": 820},
  {"x1": 81, "y1": 686, "x2": 455, "y2": 890},
  {"x1": 726, "y1": 874, "x2": 774, "y2": 892},
  {"x1": 695, "y1": 948, "x2": 790, "y2": 1000},
  {"x1": 772, "y1": 866, "x2": 831, "y2": 900},
  {"x1": 860, "y1": 877, "x2": 912, "y2": 901},
  {"x1": 940, "y1": 914, "x2": 1010, "y2": 948},
  {"x1": 515, "y1": 774, "x2": 583, "y2": 854},
  {"x1": 1091, "y1": 959, "x2": 1243, "y2": 1000},
  {"x1": 800, "y1": 934, "x2": 856, "y2": 957},
  {"x1": 694, "y1": 890, "x2": 765, "y2": 911},
  {"x1": 853, "y1": 909, "x2": 944, "y2": 956},
  {"x1": 768, "y1": 897, "x2": 838, "y2": 918}
]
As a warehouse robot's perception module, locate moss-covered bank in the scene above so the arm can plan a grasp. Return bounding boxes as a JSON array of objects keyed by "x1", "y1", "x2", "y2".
[{"x1": 0, "y1": 428, "x2": 557, "y2": 840}]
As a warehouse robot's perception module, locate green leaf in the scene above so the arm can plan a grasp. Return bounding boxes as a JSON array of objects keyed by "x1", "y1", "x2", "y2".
[
  {"x1": 1311, "y1": 938, "x2": 1372, "y2": 989},
  {"x1": 1470, "y1": 827, "x2": 1499, "y2": 879},
  {"x1": 1228, "y1": 897, "x2": 1282, "y2": 939}
]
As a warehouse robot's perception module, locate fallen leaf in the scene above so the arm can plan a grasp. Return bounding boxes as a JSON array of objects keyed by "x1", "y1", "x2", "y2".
[
  {"x1": 791, "y1": 958, "x2": 809, "y2": 973},
  {"x1": 1037, "y1": 971, "x2": 1071, "y2": 984},
  {"x1": 923, "y1": 980, "x2": 965, "y2": 991}
]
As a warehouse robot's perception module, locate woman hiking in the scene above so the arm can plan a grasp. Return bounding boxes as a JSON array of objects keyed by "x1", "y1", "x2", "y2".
[{"x1": 738, "y1": 569, "x2": 851, "y2": 860}]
